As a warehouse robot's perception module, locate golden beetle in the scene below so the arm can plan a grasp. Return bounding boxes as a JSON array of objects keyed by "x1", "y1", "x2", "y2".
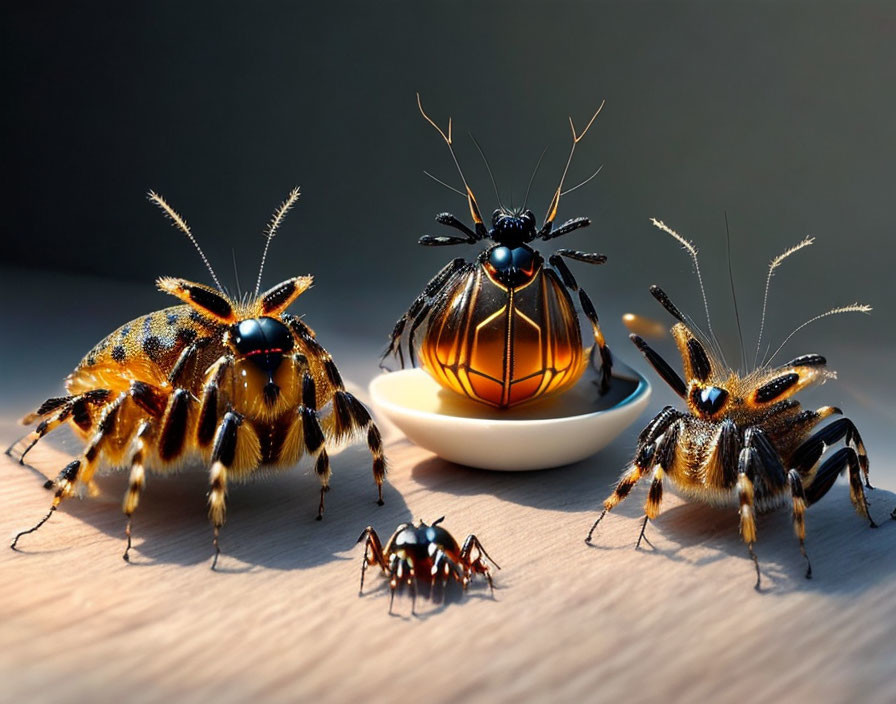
[{"x1": 383, "y1": 95, "x2": 613, "y2": 408}]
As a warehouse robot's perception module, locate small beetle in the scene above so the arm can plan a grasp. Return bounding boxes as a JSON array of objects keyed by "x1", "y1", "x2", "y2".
[
  {"x1": 383, "y1": 95, "x2": 613, "y2": 408},
  {"x1": 357, "y1": 517, "x2": 498, "y2": 613},
  {"x1": 8, "y1": 189, "x2": 386, "y2": 567}
]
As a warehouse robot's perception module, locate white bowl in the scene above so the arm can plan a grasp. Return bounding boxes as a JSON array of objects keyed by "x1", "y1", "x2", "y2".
[{"x1": 369, "y1": 360, "x2": 651, "y2": 471}]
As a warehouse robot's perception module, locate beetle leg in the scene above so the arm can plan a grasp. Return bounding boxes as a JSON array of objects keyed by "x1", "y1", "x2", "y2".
[
  {"x1": 167, "y1": 337, "x2": 213, "y2": 386},
  {"x1": 387, "y1": 554, "x2": 403, "y2": 614},
  {"x1": 737, "y1": 448, "x2": 762, "y2": 590},
  {"x1": 548, "y1": 253, "x2": 580, "y2": 291},
  {"x1": 355, "y1": 527, "x2": 388, "y2": 595},
  {"x1": 292, "y1": 372, "x2": 331, "y2": 521},
  {"x1": 281, "y1": 320, "x2": 387, "y2": 507},
  {"x1": 122, "y1": 420, "x2": 153, "y2": 562},
  {"x1": 195, "y1": 355, "x2": 233, "y2": 451},
  {"x1": 580, "y1": 290, "x2": 612, "y2": 393},
  {"x1": 11, "y1": 390, "x2": 112, "y2": 465},
  {"x1": 419, "y1": 235, "x2": 476, "y2": 246},
  {"x1": 435, "y1": 212, "x2": 480, "y2": 241},
  {"x1": 380, "y1": 258, "x2": 466, "y2": 369},
  {"x1": 787, "y1": 469, "x2": 812, "y2": 579},
  {"x1": 587, "y1": 415, "x2": 682, "y2": 545},
  {"x1": 540, "y1": 216, "x2": 591, "y2": 240},
  {"x1": 11, "y1": 404, "x2": 74, "y2": 465},
  {"x1": 400, "y1": 555, "x2": 418, "y2": 615},
  {"x1": 586, "y1": 415, "x2": 668, "y2": 543},
  {"x1": 459, "y1": 534, "x2": 499, "y2": 592},
  {"x1": 554, "y1": 248, "x2": 607, "y2": 265},
  {"x1": 637, "y1": 467, "x2": 666, "y2": 549},
  {"x1": 547, "y1": 253, "x2": 612, "y2": 394},
  {"x1": 10, "y1": 391, "x2": 127, "y2": 550},
  {"x1": 638, "y1": 406, "x2": 684, "y2": 445},
  {"x1": 459, "y1": 533, "x2": 500, "y2": 569},
  {"x1": 743, "y1": 425, "x2": 788, "y2": 503},
  {"x1": 430, "y1": 549, "x2": 446, "y2": 598},
  {"x1": 406, "y1": 302, "x2": 432, "y2": 369},
  {"x1": 387, "y1": 554, "x2": 414, "y2": 614},
  {"x1": 10, "y1": 459, "x2": 81, "y2": 550},
  {"x1": 804, "y1": 447, "x2": 877, "y2": 528},
  {"x1": 792, "y1": 416, "x2": 873, "y2": 493},
  {"x1": 740, "y1": 425, "x2": 814, "y2": 588},
  {"x1": 206, "y1": 410, "x2": 260, "y2": 570},
  {"x1": 633, "y1": 420, "x2": 682, "y2": 548},
  {"x1": 331, "y1": 390, "x2": 386, "y2": 505},
  {"x1": 278, "y1": 369, "x2": 327, "y2": 516}
]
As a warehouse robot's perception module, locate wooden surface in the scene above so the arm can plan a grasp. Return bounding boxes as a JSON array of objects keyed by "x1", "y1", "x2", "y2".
[{"x1": 1, "y1": 269, "x2": 895, "y2": 704}]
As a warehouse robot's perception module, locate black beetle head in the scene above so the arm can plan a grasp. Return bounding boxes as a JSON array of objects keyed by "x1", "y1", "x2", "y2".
[
  {"x1": 491, "y1": 208, "x2": 537, "y2": 244},
  {"x1": 230, "y1": 316, "x2": 295, "y2": 377}
]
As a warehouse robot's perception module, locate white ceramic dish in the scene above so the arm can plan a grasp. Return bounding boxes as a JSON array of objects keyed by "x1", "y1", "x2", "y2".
[{"x1": 369, "y1": 359, "x2": 651, "y2": 471}]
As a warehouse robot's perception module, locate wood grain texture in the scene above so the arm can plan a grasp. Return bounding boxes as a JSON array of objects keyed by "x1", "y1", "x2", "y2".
[
  {"x1": 1, "y1": 269, "x2": 894, "y2": 704},
  {"x1": 2, "y1": 408, "x2": 895, "y2": 704}
]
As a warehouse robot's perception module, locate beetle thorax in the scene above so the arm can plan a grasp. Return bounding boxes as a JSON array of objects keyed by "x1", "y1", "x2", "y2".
[{"x1": 482, "y1": 243, "x2": 543, "y2": 288}]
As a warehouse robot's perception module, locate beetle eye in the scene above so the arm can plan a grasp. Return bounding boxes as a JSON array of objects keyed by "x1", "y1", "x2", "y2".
[
  {"x1": 692, "y1": 385, "x2": 728, "y2": 416},
  {"x1": 491, "y1": 209, "x2": 502, "y2": 226},
  {"x1": 523, "y1": 210, "x2": 535, "y2": 224}
]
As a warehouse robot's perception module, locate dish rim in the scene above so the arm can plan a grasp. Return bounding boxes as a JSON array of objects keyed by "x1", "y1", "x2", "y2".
[{"x1": 368, "y1": 367, "x2": 651, "y2": 428}]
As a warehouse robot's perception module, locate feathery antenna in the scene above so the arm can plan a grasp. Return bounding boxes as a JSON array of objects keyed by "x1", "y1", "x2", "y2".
[
  {"x1": 766, "y1": 303, "x2": 871, "y2": 365},
  {"x1": 254, "y1": 187, "x2": 300, "y2": 296},
  {"x1": 754, "y1": 236, "x2": 815, "y2": 366},
  {"x1": 650, "y1": 218, "x2": 716, "y2": 343},
  {"x1": 148, "y1": 191, "x2": 224, "y2": 292}
]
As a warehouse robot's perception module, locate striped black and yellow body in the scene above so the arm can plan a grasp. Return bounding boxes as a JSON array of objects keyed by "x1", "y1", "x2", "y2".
[
  {"x1": 10, "y1": 190, "x2": 387, "y2": 567},
  {"x1": 587, "y1": 220, "x2": 876, "y2": 587}
]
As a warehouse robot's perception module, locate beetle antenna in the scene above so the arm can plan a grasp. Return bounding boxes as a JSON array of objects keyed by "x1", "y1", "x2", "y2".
[
  {"x1": 522, "y1": 146, "x2": 548, "y2": 211},
  {"x1": 148, "y1": 191, "x2": 224, "y2": 292},
  {"x1": 417, "y1": 93, "x2": 485, "y2": 227},
  {"x1": 650, "y1": 218, "x2": 718, "y2": 349},
  {"x1": 423, "y1": 170, "x2": 467, "y2": 198},
  {"x1": 725, "y1": 213, "x2": 746, "y2": 373},
  {"x1": 231, "y1": 248, "x2": 242, "y2": 301},
  {"x1": 254, "y1": 187, "x2": 300, "y2": 297},
  {"x1": 560, "y1": 164, "x2": 603, "y2": 197},
  {"x1": 754, "y1": 236, "x2": 815, "y2": 367},
  {"x1": 543, "y1": 101, "x2": 604, "y2": 228},
  {"x1": 470, "y1": 132, "x2": 504, "y2": 209},
  {"x1": 766, "y1": 303, "x2": 871, "y2": 366}
]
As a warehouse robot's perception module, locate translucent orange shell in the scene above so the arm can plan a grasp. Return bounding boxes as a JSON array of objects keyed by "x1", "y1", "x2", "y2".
[{"x1": 418, "y1": 263, "x2": 585, "y2": 408}]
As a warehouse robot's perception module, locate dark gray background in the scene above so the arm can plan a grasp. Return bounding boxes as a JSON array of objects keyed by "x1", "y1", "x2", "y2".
[{"x1": 2, "y1": 1, "x2": 894, "y2": 408}]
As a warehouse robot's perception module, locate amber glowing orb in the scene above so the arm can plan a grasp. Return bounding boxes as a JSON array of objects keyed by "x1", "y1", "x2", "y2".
[{"x1": 417, "y1": 259, "x2": 586, "y2": 408}]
